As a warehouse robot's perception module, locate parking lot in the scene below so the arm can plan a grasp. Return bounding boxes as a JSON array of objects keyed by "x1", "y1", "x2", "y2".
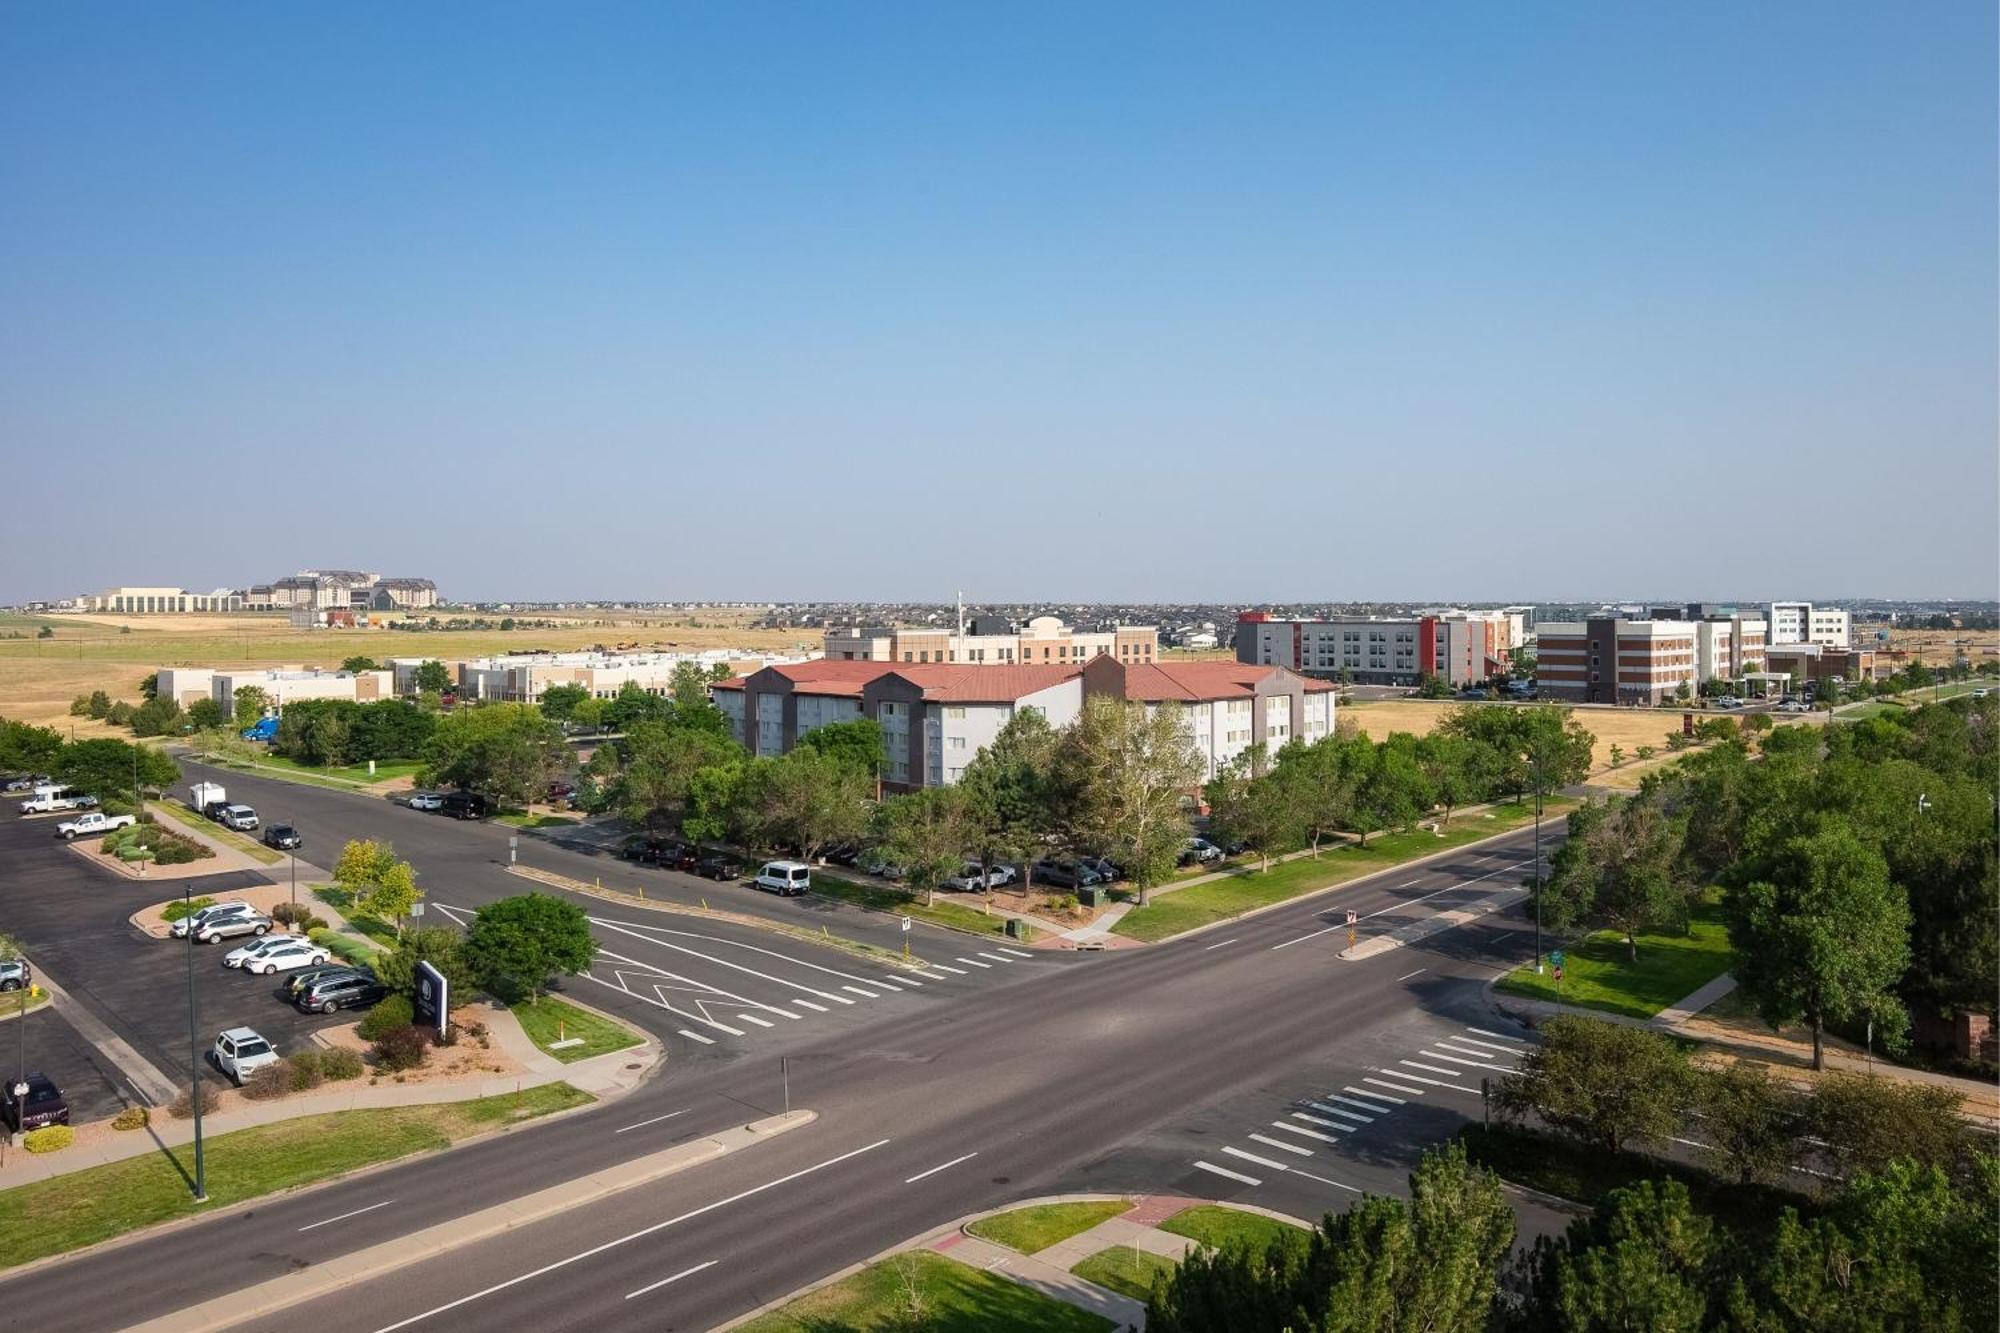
[
  {"x1": 2, "y1": 1003, "x2": 131, "y2": 1123},
  {"x1": 0, "y1": 810, "x2": 354, "y2": 1096}
]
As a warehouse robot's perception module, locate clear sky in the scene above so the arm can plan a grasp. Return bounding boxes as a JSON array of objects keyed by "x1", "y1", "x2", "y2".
[{"x1": 3, "y1": 3, "x2": 1994, "y2": 605}]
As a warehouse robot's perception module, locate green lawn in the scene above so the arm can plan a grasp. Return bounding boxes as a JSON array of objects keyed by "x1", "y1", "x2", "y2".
[
  {"x1": 967, "y1": 1200, "x2": 1132, "y2": 1253},
  {"x1": 1114, "y1": 800, "x2": 1570, "y2": 943},
  {"x1": 1070, "y1": 1246, "x2": 1177, "y2": 1301},
  {"x1": 1159, "y1": 1205, "x2": 1308, "y2": 1256},
  {"x1": 308, "y1": 886, "x2": 401, "y2": 948},
  {"x1": 737, "y1": 1252, "x2": 1113, "y2": 1332},
  {"x1": 495, "y1": 813, "x2": 580, "y2": 829},
  {"x1": 811, "y1": 872, "x2": 1008, "y2": 936},
  {"x1": 248, "y1": 753, "x2": 424, "y2": 785},
  {"x1": 1495, "y1": 889, "x2": 1736, "y2": 1019},
  {"x1": 0, "y1": 1083, "x2": 592, "y2": 1270},
  {"x1": 149, "y1": 800, "x2": 284, "y2": 865},
  {"x1": 508, "y1": 995, "x2": 644, "y2": 1063}
]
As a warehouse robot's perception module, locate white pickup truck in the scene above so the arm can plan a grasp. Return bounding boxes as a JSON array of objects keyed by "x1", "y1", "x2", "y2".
[{"x1": 56, "y1": 811, "x2": 136, "y2": 840}]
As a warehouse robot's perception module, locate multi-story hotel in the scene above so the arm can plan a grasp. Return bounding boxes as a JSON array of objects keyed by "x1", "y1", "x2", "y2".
[
  {"x1": 1234, "y1": 610, "x2": 1512, "y2": 686},
  {"x1": 1534, "y1": 619, "x2": 1699, "y2": 705},
  {"x1": 1766, "y1": 601, "x2": 1851, "y2": 649},
  {"x1": 824, "y1": 615, "x2": 1157, "y2": 667}
]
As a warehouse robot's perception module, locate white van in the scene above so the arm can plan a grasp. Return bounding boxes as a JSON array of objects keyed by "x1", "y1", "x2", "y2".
[{"x1": 754, "y1": 861, "x2": 812, "y2": 897}]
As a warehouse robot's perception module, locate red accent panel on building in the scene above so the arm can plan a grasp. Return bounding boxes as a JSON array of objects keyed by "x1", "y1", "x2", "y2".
[{"x1": 1418, "y1": 617, "x2": 1438, "y2": 676}]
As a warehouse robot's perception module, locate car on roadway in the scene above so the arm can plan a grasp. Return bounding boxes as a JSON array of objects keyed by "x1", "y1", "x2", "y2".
[
  {"x1": 694, "y1": 853, "x2": 742, "y2": 881},
  {"x1": 0, "y1": 957, "x2": 29, "y2": 991},
  {"x1": 296, "y1": 971, "x2": 389, "y2": 1015},
  {"x1": 753, "y1": 860, "x2": 812, "y2": 896},
  {"x1": 225, "y1": 937, "x2": 331, "y2": 975},
  {"x1": 169, "y1": 901, "x2": 255, "y2": 939},
  {"x1": 944, "y1": 862, "x2": 1015, "y2": 892},
  {"x1": 193, "y1": 910, "x2": 273, "y2": 944},
  {"x1": 211, "y1": 1028, "x2": 280, "y2": 1086},
  {"x1": 407, "y1": 792, "x2": 445, "y2": 812},
  {"x1": 261, "y1": 823, "x2": 303, "y2": 851},
  {"x1": 1, "y1": 1072, "x2": 69, "y2": 1132}
]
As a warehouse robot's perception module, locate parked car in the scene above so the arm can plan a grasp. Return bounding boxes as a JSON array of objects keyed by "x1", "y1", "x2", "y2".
[
  {"x1": 694, "y1": 854, "x2": 742, "y2": 881},
  {"x1": 1713, "y1": 696, "x2": 1742, "y2": 710},
  {"x1": 0, "y1": 1072, "x2": 68, "y2": 1132},
  {"x1": 1775, "y1": 700, "x2": 1811, "y2": 713},
  {"x1": 55, "y1": 810, "x2": 136, "y2": 840},
  {"x1": 218, "y1": 805, "x2": 259, "y2": 832},
  {"x1": 169, "y1": 901, "x2": 254, "y2": 939},
  {"x1": 441, "y1": 791, "x2": 490, "y2": 820},
  {"x1": 240, "y1": 716, "x2": 279, "y2": 743},
  {"x1": 285, "y1": 963, "x2": 372, "y2": 999},
  {"x1": 407, "y1": 791, "x2": 445, "y2": 812},
  {"x1": 823, "y1": 843, "x2": 863, "y2": 867},
  {"x1": 1077, "y1": 856, "x2": 1124, "y2": 883},
  {"x1": 1183, "y1": 837, "x2": 1223, "y2": 865},
  {"x1": 944, "y1": 863, "x2": 1012, "y2": 892},
  {"x1": 201, "y1": 799, "x2": 232, "y2": 822},
  {"x1": 3, "y1": 774, "x2": 50, "y2": 793},
  {"x1": 261, "y1": 823, "x2": 303, "y2": 851},
  {"x1": 546, "y1": 781, "x2": 577, "y2": 805},
  {"x1": 297, "y1": 971, "x2": 388, "y2": 1015},
  {"x1": 225, "y1": 937, "x2": 330, "y2": 975},
  {"x1": 1974, "y1": 688, "x2": 1991, "y2": 700},
  {"x1": 194, "y1": 910, "x2": 272, "y2": 944},
  {"x1": 1031, "y1": 859, "x2": 1102, "y2": 889},
  {"x1": 211, "y1": 1027, "x2": 280, "y2": 1086},
  {"x1": 862, "y1": 855, "x2": 907, "y2": 880},
  {"x1": 0, "y1": 957, "x2": 29, "y2": 991},
  {"x1": 753, "y1": 860, "x2": 812, "y2": 896}
]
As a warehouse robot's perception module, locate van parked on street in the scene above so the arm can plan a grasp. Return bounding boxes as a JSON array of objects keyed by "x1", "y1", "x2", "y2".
[{"x1": 753, "y1": 861, "x2": 811, "y2": 896}]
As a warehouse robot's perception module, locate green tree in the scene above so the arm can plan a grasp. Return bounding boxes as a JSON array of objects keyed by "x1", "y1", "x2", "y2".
[
  {"x1": 1806, "y1": 1073, "x2": 1971, "y2": 1181},
  {"x1": 1056, "y1": 697, "x2": 1202, "y2": 904},
  {"x1": 1414, "y1": 672, "x2": 1454, "y2": 699},
  {"x1": 682, "y1": 757, "x2": 753, "y2": 846},
  {"x1": 232, "y1": 684, "x2": 269, "y2": 724},
  {"x1": 183, "y1": 697, "x2": 224, "y2": 731},
  {"x1": 418, "y1": 703, "x2": 569, "y2": 807},
  {"x1": 53, "y1": 738, "x2": 178, "y2": 810},
  {"x1": 614, "y1": 720, "x2": 743, "y2": 827},
  {"x1": 1524, "y1": 1181, "x2": 1718, "y2": 1332},
  {"x1": 1280, "y1": 731, "x2": 1367, "y2": 855},
  {"x1": 538, "y1": 683, "x2": 591, "y2": 722},
  {"x1": 872, "y1": 785, "x2": 976, "y2": 905},
  {"x1": 414, "y1": 659, "x2": 452, "y2": 694},
  {"x1": 332, "y1": 838, "x2": 424, "y2": 936},
  {"x1": 1695, "y1": 1060, "x2": 1802, "y2": 1185},
  {"x1": 1540, "y1": 790, "x2": 1690, "y2": 958},
  {"x1": 68, "y1": 694, "x2": 91, "y2": 717},
  {"x1": 86, "y1": 690, "x2": 112, "y2": 719},
  {"x1": 1729, "y1": 826, "x2": 1911, "y2": 1069},
  {"x1": 668, "y1": 661, "x2": 712, "y2": 710},
  {"x1": 796, "y1": 719, "x2": 887, "y2": 782},
  {"x1": 958, "y1": 708, "x2": 1059, "y2": 887},
  {"x1": 105, "y1": 701, "x2": 135, "y2": 727},
  {"x1": 1203, "y1": 747, "x2": 1305, "y2": 872},
  {"x1": 339, "y1": 655, "x2": 381, "y2": 674},
  {"x1": 0, "y1": 720, "x2": 63, "y2": 773},
  {"x1": 1493, "y1": 1016, "x2": 1693, "y2": 1153},
  {"x1": 463, "y1": 892, "x2": 595, "y2": 1002},
  {"x1": 138, "y1": 673, "x2": 158, "y2": 700},
  {"x1": 373, "y1": 924, "x2": 475, "y2": 1002},
  {"x1": 128, "y1": 696, "x2": 182, "y2": 738},
  {"x1": 602, "y1": 680, "x2": 672, "y2": 730},
  {"x1": 1356, "y1": 733, "x2": 1436, "y2": 841},
  {"x1": 751, "y1": 747, "x2": 872, "y2": 865},
  {"x1": 1417, "y1": 731, "x2": 1486, "y2": 827}
]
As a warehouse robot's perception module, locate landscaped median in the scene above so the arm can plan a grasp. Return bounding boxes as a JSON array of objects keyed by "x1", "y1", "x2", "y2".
[
  {"x1": 1112, "y1": 799, "x2": 1573, "y2": 943},
  {"x1": 509, "y1": 994, "x2": 645, "y2": 1063},
  {"x1": 1495, "y1": 888, "x2": 1735, "y2": 1020},
  {"x1": 150, "y1": 798, "x2": 284, "y2": 865},
  {"x1": 0, "y1": 1083, "x2": 594, "y2": 1271}
]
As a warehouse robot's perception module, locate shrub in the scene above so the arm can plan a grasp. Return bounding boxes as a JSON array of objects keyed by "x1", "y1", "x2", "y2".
[
  {"x1": 106, "y1": 701, "x2": 135, "y2": 726},
  {"x1": 320, "y1": 1047, "x2": 364, "y2": 1080},
  {"x1": 118, "y1": 845, "x2": 155, "y2": 862},
  {"x1": 241, "y1": 1063, "x2": 291, "y2": 1101},
  {"x1": 161, "y1": 896, "x2": 216, "y2": 924},
  {"x1": 271, "y1": 902, "x2": 316, "y2": 929},
  {"x1": 370, "y1": 1025, "x2": 430, "y2": 1072},
  {"x1": 153, "y1": 838, "x2": 200, "y2": 865},
  {"x1": 357, "y1": 993, "x2": 415, "y2": 1040},
  {"x1": 287, "y1": 1050, "x2": 325, "y2": 1092},
  {"x1": 166, "y1": 1088, "x2": 196, "y2": 1119},
  {"x1": 22, "y1": 1125, "x2": 74, "y2": 1153},
  {"x1": 310, "y1": 928, "x2": 379, "y2": 967},
  {"x1": 111, "y1": 1105, "x2": 149, "y2": 1131}
]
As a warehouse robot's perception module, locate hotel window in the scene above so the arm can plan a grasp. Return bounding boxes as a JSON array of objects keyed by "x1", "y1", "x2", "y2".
[{"x1": 945, "y1": 707, "x2": 965, "y2": 720}]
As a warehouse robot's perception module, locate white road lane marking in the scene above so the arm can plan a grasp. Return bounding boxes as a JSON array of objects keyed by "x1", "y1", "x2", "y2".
[
  {"x1": 1271, "y1": 855, "x2": 1537, "y2": 950},
  {"x1": 1291, "y1": 1112, "x2": 1350, "y2": 1131},
  {"x1": 1203, "y1": 938, "x2": 1240, "y2": 950},
  {"x1": 1291, "y1": 1168, "x2": 1361, "y2": 1192},
  {"x1": 955, "y1": 957, "x2": 992, "y2": 969},
  {"x1": 1194, "y1": 1160, "x2": 1261, "y2": 1185},
  {"x1": 1325, "y1": 1093, "x2": 1394, "y2": 1114},
  {"x1": 1248, "y1": 1132, "x2": 1312, "y2": 1156},
  {"x1": 793, "y1": 1000, "x2": 829, "y2": 1013},
  {"x1": 615, "y1": 1110, "x2": 691, "y2": 1134},
  {"x1": 1393, "y1": 1064, "x2": 1476, "y2": 1092},
  {"x1": 736, "y1": 1014, "x2": 775, "y2": 1028},
  {"x1": 369, "y1": 1139, "x2": 892, "y2": 1332},
  {"x1": 1420, "y1": 1049, "x2": 1515, "y2": 1073},
  {"x1": 1270, "y1": 925, "x2": 1340, "y2": 951},
  {"x1": 1345, "y1": 1085, "x2": 1405, "y2": 1105},
  {"x1": 932, "y1": 964, "x2": 967, "y2": 975},
  {"x1": 877, "y1": 976, "x2": 921, "y2": 988},
  {"x1": 1222, "y1": 1146, "x2": 1292, "y2": 1172},
  {"x1": 297, "y1": 1200, "x2": 394, "y2": 1232},
  {"x1": 1441, "y1": 1034, "x2": 1517, "y2": 1054},
  {"x1": 1304, "y1": 1101, "x2": 1372, "y2": 1124},
  {"x1": 587, "y1": 948, "x2": 825, "y2": 1028},
  {"x1": 625, "y1": 1260, "x2": 718, "y2": 1300},
  {"x1": 996, "y1": 947, "x2": 1033, "y2": 958},
  {"x1": 904, "y1": 1152, "x2": 979, "y2": 1183},
  {"x1": 590, "y1": 920, "x2": 867, "y2": 1006},
  {"x1": 677, "y1": 1029, "x2": 716, "y2": 1045},
  {"x1": 591, "y1": 916, "x2": 906, "y2": 990},
  {"x1": 975, "y1": 952, "x2": 1013, "y2": 963},
  {"x1": 1464, "y1": 1026, "x2": 1527, "y2": 1043},
  {"x1": 1396, "y1": 968, "x2": 1426, "y2": 981},
  {"x1": 1271, "y1": 1120, "x2": 1342, "y2": 1143},
  {"x1": 1364, "y1": 1076, "x2": 1426, "y2": 1097},
  {"x1": 1401, "y1": 1059, "x2": 1475, "y2": 1080},
  {"x1": 912, "y1": 970, "x2": 949, "y2": 980},
  {"x1": 842, "y1": 986, "x2": 882, "y2": 998}
]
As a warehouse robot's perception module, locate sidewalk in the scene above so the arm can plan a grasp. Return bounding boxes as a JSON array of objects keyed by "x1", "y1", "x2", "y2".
[{"x1": 0, "y1": 1000, "x2": 662, "y2": 1186}]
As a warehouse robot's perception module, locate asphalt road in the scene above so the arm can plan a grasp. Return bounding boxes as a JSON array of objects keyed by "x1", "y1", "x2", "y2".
[{"x1": 0, "y1": 760, "x2": 1566, "y2": 1332}]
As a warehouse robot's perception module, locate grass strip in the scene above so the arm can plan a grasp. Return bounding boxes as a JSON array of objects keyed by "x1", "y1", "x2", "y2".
[
  {"x1": 1069, "y1": 1246, "x2": 1177, "y2": 1301},
  {"x1": 248, "y1": 753, "x2": 425, "y2": 785},
  {"x1": 149, "y1": 800, "x2": 283, "y2": 865},
  {"x1": 0, "y1": 1082, "x2": 593, "y2": 1270},
  {"x1": 810, "y1": 872, "x2": 1009, "y2": 937},
  {"x1": 1114, "y1": 800, "x2": 1571, "y2": 943},
  {"x1": 508, "y1": 995, "x2": 644, "y2": 1063},
  {"x1": 1495, "y1": 889, "x2": 1735, "y2": 1020},
  {"x1": 737, "y1": 1251, "x2": 1113, "y2": 1332},
  {"x1": 1158, "y1": 1205, "x2": 1308, "y2": 1256},
  {"x1": 966, "y1": 1200, "x2": 1131, "y2": 1254}
]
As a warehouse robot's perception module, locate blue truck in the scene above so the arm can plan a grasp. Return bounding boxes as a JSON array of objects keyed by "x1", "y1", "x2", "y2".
[{"x1": 240, "y1": 715, "x2": 279, "y2": 742}]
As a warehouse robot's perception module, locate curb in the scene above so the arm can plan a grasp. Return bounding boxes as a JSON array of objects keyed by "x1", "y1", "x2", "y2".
[{"x1": 126, "y1": 1109, "x2": 818, "y2": 1332}]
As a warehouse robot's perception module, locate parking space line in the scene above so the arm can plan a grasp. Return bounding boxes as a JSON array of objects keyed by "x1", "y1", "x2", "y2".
[
  {"x1": 1223, "y1": 1146, "x2": 1292, "y2": 1172},
  {"x1": 1194, "y1": 1160, "x2": 1261, "y2": 1186},
  {"x1": 615, "y1": 1109, "x2": 690, "y2": 1134},
  {"x1": 1247, "y1": 1132, "x2": 1312, "y2": 1156},
  {"x1": 736, "y1": 1014, "x2": 775, "y2": 1028},
  {"x1": 1270, "y1": 1120, "x2": 1342, "y2": 1143},
  {"x1": 298, "y1": 1200, "x2": 394, "y2": 1232},
  {"x1": 904, "y1": 1152, "x2": 979, "y2": 1183},
  {"x1": 1364, "y1": 1076, "x2": 1426, "y2": 1097},
  {"x1": 677, "y1": 1029, "x2": 716, "y2": 1045},
  {"x1": 841, "y1": 985, "x2": 881, "y2": 998},
  {"x1": 955, "y1": 957, "x2": 992, "y2": 969},
  {"x1": 625, "y1": 1260, "x2": 718, "y2": 1301},
  {"x1": 1344, "y1": 1085, "x2": 1405, "y2": 1105}
]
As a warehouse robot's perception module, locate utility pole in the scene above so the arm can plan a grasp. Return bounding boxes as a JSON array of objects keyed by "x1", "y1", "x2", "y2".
[{"x1": 183, "y1": 884, "x2": 207, "y2": 1202}]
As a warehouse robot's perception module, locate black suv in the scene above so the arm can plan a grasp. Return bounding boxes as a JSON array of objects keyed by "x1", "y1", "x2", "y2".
[
  {"x1": 1, "y1": 1072, "x2": 68, "y2": 1132},
  {"x1": 297, "y1": 972, "x2": 389, "y2": 1014},
  {"x1": 694, "y1": 853, "x2": 742, "y2": 881},
  {"x1": 262, "y1": 824, "x2": 303, "y2": 851},
  {"x1": 441, "y1": 791, "x2": 491, "y2": 820}
]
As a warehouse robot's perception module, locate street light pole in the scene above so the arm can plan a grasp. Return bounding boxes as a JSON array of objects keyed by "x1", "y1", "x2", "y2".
[
  {"x1": 183, "y1": 884, "x2": 206, "y2": 1202},
  {"x1": 1528, "y1": 747, "x2": 1545, "y2": 974}
]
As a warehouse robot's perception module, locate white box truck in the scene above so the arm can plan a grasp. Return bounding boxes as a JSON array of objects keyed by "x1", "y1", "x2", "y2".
[{"x1": 189, "y1": 781, "x2": 227, "y2": 813}]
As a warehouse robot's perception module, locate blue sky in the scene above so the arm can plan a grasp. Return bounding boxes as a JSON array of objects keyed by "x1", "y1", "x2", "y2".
[{"x1": 3, "y1": 3, "x2": 1993, "y2": 605}]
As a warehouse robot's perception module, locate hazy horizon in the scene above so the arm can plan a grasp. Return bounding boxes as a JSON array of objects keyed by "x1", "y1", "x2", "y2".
[{"x1": 5, "y1": 4, "x2": 1994, "y2": 606}]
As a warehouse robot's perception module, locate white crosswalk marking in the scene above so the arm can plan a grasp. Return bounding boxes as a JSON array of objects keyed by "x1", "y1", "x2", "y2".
[
  {"x1": 912, "y1": 970, "x2": 948, "y2": 980},
  {"x1": 1421, "y1": 1049, "x2": 1515, "y2": 1073},
  {"x1": 1194, "y1": 1161, "x2": 1261, "y2": 1185},
  {"x1": 842, "y1": 986, "x2": 881, "y2": 998},
  {"x1": 676, "y1": 1029, "x2": 715, "y2": 1045},
  {"x1": 955, "y1": 958, "x2": 992, "y2": 969},
  {"x1": 1436, "y1": 1039, "x2": 1516, "y2": 1064},
  {"x1": 975, "y1": 952, "x2": 1013, "y2": 963},
  {"x1": 793, "y1": 1000, "x2": 828, "y2": 1013},
  {"x1": 996, "y1": 947, "x2": 1033, "y2": 958},
  {"x1": 1270, "y1": 1120, "x2": 1342, "y2": 1144},
  {"x1": 1393, "y1": 1065, "x2": 1477, "y2": 1093},
  {"x1": 1344, "y1": 1085, "x2": 1404, "y2": 1105},
  {"x1": 1304, "y1": 1101, "x2": 1372, "y2": 1124},
  {"x1": 1326, "y1": 1093, "x2": 1394, "y2": 1114},
  {"x1": 877, "y1": 976, "x2": 921, "y2": 988},
  {"x1": 1248, "y1": 1133, "x2": 1313, "y2": 1156},
  {"x1": 932, "y1": 964, "x2": 967, "y2": 975},
  {"x1": 1401, "y1": 1059, "x2": 1475, "y2": 1081},
  {"x1": 1444, "y1": 1033, "x2": 1518, "y2": 1054},
  {"x1": 1292, "y1": 1112, "x2": 1350, "y2": 1131},
  {"x1": 1222, "y1": 1146, "x2": 1293, "y2": 1172},
  {"x1": 1465, "y1": 1026, "x2": 1526, "y2": 1044},
  {"x1": 1364, "y1": 1076, "x2": 1426, "y2": 1097}
]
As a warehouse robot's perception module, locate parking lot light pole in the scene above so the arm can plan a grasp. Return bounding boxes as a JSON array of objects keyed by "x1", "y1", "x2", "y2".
[{"x1": 183, "y1": 884, "x2": 206, "y2": 1202}]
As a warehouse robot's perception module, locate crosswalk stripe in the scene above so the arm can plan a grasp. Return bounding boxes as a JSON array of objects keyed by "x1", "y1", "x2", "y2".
[
  {"x1": 1222, "y1": 1146, "x2": 1292, "y2": 1172},
  {"x1": 1344, "y1": 1085, "x2": 1405, "y2": 1106},
  {"x1": 1364, "y1": 1077, "x2": 1426, "y2": 1097},
  {"x1": 912, "y1": 971, "x2": 949, "y2": 980},
  {"x1": 676, "y1": 1029, "x2": 715, "y2": 1045},
  {"x1": 1465, "y1": 1026, "x2": 1526, "y2": 1044},
  {"x1": 1393, "y1": 1064, "x2": 1477, "y2": 1093},
  {"x1": 793, "y1": 1000, "x2": 828, "y2": 1013},
  {"x1": 1248, "y1": 1133, "x2": 1313, "y2": 1157},
  {"x1": 1304, "y1": 1101, "x2": 1372, "y2": 1124},
  {"x1": 1270, "y1": 1120, "x2": 1342, "y2": 1144},
  {"x1": 1436, "y1": 1039, "x2": 1515, "y2": 1062},
  {"x1": 842, "y1": 985, "x2": 882, "y2": 997},
  {"x1": 1443, "y1": 1033, "x2": 1516, "y2": 1054},
  {"x1": 1421, "y1": 1049, "x2": 1515, "y2": 1073},
  {"x1": 976, "y1": 952, "x2": 1014, "y2": 963},
  {"x1": 878, "y1": 976, "x2": 921, "y2": 988},
  {"x1": 1194, "y1": 1160, "x2": 1262, "y2": 1186},
  {"x1": 932, "y1": 964, "x2": 967, "y2": 975},
  {"x1": 1328, "y1": 1092, "x2": 1395, "y2": 1113},
  {"x1": 1401, "y1": 1060, "x2": 1475, "y2": 1080},
  {"x1": 996, "y1": 947, "x2": 1033, "y2": 958},
  {"x1": 955, "y1": 958, "x2": 992, "y2": 969},
  {"x1": 1291, "y1": 1112, "x2": 1350, "y2": 1131},
  {"x1": 736, "y1": 1014, "x2": 775, "y2": 1028}
]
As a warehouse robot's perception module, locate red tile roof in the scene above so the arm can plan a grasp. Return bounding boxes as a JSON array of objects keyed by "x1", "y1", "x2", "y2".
[
  {"x1": 718, "y1": 659, "x2": 1083, "y2": 703},
  {"x1": 1104, "y1": 660, "x2": 1332, "y2": 702}
]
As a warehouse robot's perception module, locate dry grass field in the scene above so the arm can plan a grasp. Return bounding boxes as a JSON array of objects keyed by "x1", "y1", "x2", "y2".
[
  {"x1": 1871, "y1": 625, "x2": 2000, "y2": 665},
  {"x1": 1340, "y1": 697, "x2": 1712, "y2": 775},
  {"x1": 0, "y1": 609, "x2": 812, "y2": 731}
]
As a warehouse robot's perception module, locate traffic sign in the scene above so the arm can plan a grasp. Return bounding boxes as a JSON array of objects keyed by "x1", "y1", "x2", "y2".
[
  {"x1": 1345, "y1": 910, "x2": 1358, "y2": 927},
  {"x1": 1550, "y1": 949, "x2": 1565, "y2": 968},
  {"x1": 1553, "y1": 965, "x2": 1564, "y2": 982},
  {"x1": 901, "y1": 916, "x2": 911, "y2": 932}
]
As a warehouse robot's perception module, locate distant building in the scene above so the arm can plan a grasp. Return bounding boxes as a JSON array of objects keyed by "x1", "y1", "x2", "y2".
[
  {"x1": 1534, "y1": 619, "x2": 1698, "y2": 705},
  {"x1": 1080, "y1": 658, "x2": 1337, "y2": 780},
  {"x1": 1766, "y1": 644, "x2": 1881, "y2": 687},
  {"x1": 1234, "y1": 610, "x2": 1510, "y2": 686},
  {"x1": 824, "y1": 615, "x2": 1157, "y2": 667},
  {"x1": 245, "y1": 572, "x2": 440, "y2": 613},
  {"x1": 209, "y1": 668, "x2": 395, "y2": 717},
  {"x1": 454, "y1": 649, "x2": 798, "y2": 704},
  {"x1": 1767, "y1": 601, "x2": 1851, "y2": 649},
  {"x1": 78, "y1": 587, "x2": 242, "y2": 614},
  {"x1": 1647, "y1": 605, "x2": 1768, "y2": 684}
]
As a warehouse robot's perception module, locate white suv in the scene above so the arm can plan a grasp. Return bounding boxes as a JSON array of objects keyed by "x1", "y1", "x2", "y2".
[{"x1": 211, "y1": 1027, "x2": 280, "y2": 1086}]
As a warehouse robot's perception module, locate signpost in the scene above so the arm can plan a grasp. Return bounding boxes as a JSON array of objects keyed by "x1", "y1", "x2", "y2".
[
  {"x1": 901, "y1": 915, "x2": 911, "y2": 959},
  {"x1": 1345, "y1": 909, "x2": 1358, "y2": 950},
  {"x1": 1550, "y1": 949, "x2": 1565, "y2": 1008},
  {"x1": 509, "y1": 835, "x2": 519, "y2": 866},
  {"x1": 414, "y1": 960, "x2": 449, "y2": 1040}
]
